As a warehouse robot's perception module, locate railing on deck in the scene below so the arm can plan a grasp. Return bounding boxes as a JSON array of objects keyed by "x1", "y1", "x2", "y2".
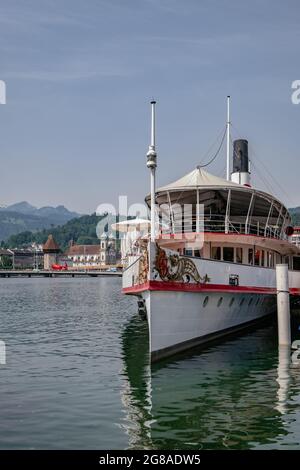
[
  {"x1": 159, "y1": 214, "x2": 287, "y2": 241},
  {"x1": 122, "y1": 255, "x2": 142, "y2": 289}
]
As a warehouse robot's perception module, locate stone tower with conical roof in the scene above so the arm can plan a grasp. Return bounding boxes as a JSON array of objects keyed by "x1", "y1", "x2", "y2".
[{"x1": 43, "y1": 234, "x2": 60, "y2": 270}]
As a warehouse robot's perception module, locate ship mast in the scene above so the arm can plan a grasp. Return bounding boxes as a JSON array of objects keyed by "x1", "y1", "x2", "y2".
[
  {"x1": 226, "y1": 95, "x2": 231, "y2": 180},
  {"x1": 146, "y1": 100, "x2": 157, "y2": 242}
]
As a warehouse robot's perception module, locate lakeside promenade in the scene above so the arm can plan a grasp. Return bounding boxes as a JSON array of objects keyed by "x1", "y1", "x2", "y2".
[{"x1": 0, "y1": 270, "x2": 122, "y2": 278}]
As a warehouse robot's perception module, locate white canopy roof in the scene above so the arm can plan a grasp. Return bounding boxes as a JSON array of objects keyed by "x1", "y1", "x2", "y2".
[
  {"x1": 146, "y1": 166, "x2": 288, "y2": 213},
  {"x1": 157, "y1": 167, "x2": 241, "y2": 192}
]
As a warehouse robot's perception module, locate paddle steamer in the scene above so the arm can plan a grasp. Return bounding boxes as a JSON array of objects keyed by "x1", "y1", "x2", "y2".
[{"x1": 121, "y1": 100, "x2": 300, "y2": 361}]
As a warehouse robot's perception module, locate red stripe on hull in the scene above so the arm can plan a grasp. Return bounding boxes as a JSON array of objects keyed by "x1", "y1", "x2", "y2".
[
  {"x1": 122, "y1": 280, "x2": 284, "y2": 295},
  {"x1": 290, "y1": 288, "x2": 300, "y2": 295},
  {"x1": 123, "y1": 282, "x2": 149, "y2": 294}
]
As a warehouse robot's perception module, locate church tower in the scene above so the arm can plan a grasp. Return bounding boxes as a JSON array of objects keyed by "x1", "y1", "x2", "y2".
[{"x1": 99, "y1": 232, "x2": 108, "y2": 266}]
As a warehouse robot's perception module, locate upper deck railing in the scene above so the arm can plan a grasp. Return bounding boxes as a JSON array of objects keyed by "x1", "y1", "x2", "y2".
[{"x1": 159, "y1": 214, "x2": 288, "y2": 241}]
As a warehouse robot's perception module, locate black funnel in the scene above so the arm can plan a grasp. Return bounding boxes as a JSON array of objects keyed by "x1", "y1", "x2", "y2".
[{"x1": 233, "y1": 139, "x2": 249, "y2": 173}]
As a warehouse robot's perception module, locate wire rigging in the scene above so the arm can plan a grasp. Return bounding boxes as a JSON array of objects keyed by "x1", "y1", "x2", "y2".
[
  {"x1": 198, "y1": 126, "x2": 227, "y2": 168},
  {"x1": 229, "y1": 134, "x2": 275, "y2": 194},
  {"x1": 248, "y1": 143, "x2": 293, "y2": 202},
  {"x1": 168, "y1": 125, "x2": 228, "y2": 212},
  {"x1": 230, "y1": 122, "x2": 296, "y2": 206}
]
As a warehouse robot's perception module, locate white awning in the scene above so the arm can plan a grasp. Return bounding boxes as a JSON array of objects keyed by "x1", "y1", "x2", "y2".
[
  {"x1": 145, "y1": 167, "x2": 287, "y2": 215},
  {"x1": 111, "y1": 218, "x2": 150, "y2": 233},
  {"x1": 157, "y1": 167, "x2": 241, "y2": 192}
]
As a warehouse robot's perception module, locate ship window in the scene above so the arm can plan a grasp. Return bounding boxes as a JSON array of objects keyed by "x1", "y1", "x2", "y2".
[
  {"x1": 211, "y1": 247, "x2": 221, "y2": 260},
  {"x1": 248, "y1": 249, "x2": 254, "y2": 265},
  {"x1": 248, "y1": 297, "x2": 253, "y2": 306},
  {"x1": 223, "y1": 247, "x2": 234, "y2": 262},
  {"x1": 254, "y1": 250, "x2": 260, "y2": 266},
  {"x1": 256, "y1": 297, "x2": 260, "y2": 305},
  {"x1": 217, "y1": 297, "x2": 223, "y2": 307},
  {"x1": 236, "y1": 247, "x2": 242, "y2": 264},
  {"x1": 293, "y1": 256, "x2": 300, "y2": 271},
  {"x1": 229, "y1": 297, "x2": 235, "y2": 307},
  {"x1": 184, "y1": 249, "x2": 193, "y2": 257},
  {"x1": 203, "y1": 296, "x2": 209, "y2": 307},
  {"x1": 240, "y1": 297, "x2": 245, "y2": 306},
  {"x1": 261, "y1": 251, "x2": 265, "y2": 267},
  {"x1": 194, "y1": 249, "x2": 201, "y2": 258}
]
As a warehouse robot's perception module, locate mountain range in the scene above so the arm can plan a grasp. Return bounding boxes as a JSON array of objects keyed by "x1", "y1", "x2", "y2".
[{"x1": 0, "y1": 201, "x2": 80, "y2": 241}]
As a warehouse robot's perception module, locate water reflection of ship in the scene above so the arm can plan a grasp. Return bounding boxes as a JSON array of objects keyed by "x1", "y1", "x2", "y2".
[
  {"x1": 291, "y1": 296, "x2": 300, "y2": 316},
  {"x1": 120, "y1": 315, "x2": 153, "y2": 449},
  {"x1": 121, "y1": 316, "x2": 300, "y2": 449}
]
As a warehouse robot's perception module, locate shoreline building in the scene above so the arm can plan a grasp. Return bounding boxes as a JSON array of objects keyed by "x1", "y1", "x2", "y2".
[
  {"x1": 43, "y1": 234, "x2": 60, "y2": 270},
  {"x1": 66, "y1": 244, "x2": 101, "y2": 269},
  {"x1": 66, "y1": 233, "x2": 118, "y2": 269},
  {"x1": 0, "y1": 247, "x2": 44, "y2": 270}
]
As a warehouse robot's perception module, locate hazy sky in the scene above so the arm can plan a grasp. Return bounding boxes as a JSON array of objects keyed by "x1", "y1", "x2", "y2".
[{"x1": 0, "y1": 0, "x2": 300, "y2": 213}]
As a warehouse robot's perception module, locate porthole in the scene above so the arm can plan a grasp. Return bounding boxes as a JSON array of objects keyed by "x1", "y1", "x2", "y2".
[
  {"x1": 229, "y1": 297, "x2": 235, "y2": 307},
  {"x1": 203, "y1": 296, "x2": 209, "y2": 307},
  {"x1": 217, "y1": 297, "x2": 223, "y2": 307},
  {"x1": 240, "y1": 297, "x2": 245, "y2": 306}
]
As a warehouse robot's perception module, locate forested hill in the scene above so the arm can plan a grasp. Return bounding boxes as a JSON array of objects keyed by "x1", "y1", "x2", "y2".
[
  {"x1": 290, "y1": 207, "x2": 300, "y2": 226},
  {"x1": 3, "y1": 213, "x2": 108, "y2": 251}
]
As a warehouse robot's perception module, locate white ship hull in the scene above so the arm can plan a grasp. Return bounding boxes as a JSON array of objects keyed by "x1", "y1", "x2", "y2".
[
  {"x1": 122, "y1": 243, "x2": 300, "y2": 361},
  {"x1": 142, "y1": 290, "x2": 275, "y2": 360}
]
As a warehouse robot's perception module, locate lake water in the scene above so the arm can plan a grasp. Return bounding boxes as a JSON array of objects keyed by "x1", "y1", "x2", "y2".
[{"x1": 0, "y1": 277, "x2": 300, "y2": 449}]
